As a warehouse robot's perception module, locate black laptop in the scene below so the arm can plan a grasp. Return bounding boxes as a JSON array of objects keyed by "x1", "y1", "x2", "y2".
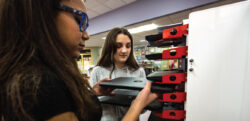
[{"x1": 100, "y1": 77, "x2": 174, "y2": 93}]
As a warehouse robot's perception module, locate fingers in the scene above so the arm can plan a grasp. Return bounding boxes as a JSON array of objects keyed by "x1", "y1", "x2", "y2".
[
  {"x1": 93, "y1": 78, "x2": 113, "y2": 96},
  {"x1": 110, "y1": 91, "x2": 115, "y2": 95},
  {"x1": 144, "y1": 81, "x2": 152, "y2": 90},
  {"x1": 106, "y1": 88, "x2": 114, "y2": 93},
  {"x1": 148, "y1": 93, "x2": 158, "y2": 102},
  {"x1": 99, "y1": 85, "x2": 115, "y2": 96},
  {"x1": 100, "y1": 78, "x2": 111, "y2": 82},
  {"x1": 140, "y1": 81, "x2": 159, "y2": 106}
]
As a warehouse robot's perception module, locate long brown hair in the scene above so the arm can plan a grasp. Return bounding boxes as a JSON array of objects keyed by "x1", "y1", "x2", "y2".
[
  {"x1": 97, "y1": 27, "x2": 139, "y2": 78},
  {"x1": 0, "y1": 0, "x2": 96, "y2": 121}
]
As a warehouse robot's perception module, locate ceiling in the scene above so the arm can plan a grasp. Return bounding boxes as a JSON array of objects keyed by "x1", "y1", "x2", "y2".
[
  {"x1": 85, "y1": 0, "x2": 137, "y2": 19},
  {"x1": 85, "y1": 0, "x2": 243, "y2": 48}
]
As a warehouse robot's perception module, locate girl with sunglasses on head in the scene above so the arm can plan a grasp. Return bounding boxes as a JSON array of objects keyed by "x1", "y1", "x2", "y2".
[
  {"x1": 90, "y1": 27, "x2": 149, "y2": 121},
  {"x1": 0, "y1": 0, "x2": 157, "y2": 121}
]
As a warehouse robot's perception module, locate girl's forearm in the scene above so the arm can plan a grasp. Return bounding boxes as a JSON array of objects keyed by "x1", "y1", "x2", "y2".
[{"x1": 121, "y1": 103, "x2": 142, "y2": 121}]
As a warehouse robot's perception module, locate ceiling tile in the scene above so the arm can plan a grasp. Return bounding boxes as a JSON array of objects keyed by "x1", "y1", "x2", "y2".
[
  {"x1": 85, "y1": 0, "x2": 99, "y2": 8},
  {"x1": 94, "y1": 4, "x2": 112, "y2": 14},
  {"x1": 105, "y1": 0, "x2": 126, "y2": 9},
  {"x1": 87, "y1": 10, "x2": 99, "y2": 19}
]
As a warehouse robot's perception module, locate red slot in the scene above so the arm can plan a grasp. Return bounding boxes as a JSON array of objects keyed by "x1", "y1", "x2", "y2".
[
  {"x1": 158, "y1": 92, "x2": 186, "y2": 103},
  {"x1": 162, "y1": 24, "x2": 188, "y2": 39},
  {"x1": 155, "y1": 72, "x2": 187, "y2": 84},
  {"x1": 162, "y1": 46, "x2": 188, "y2": 59},
  {"x1": 155, "y1": 110, "x2": 186, "y2": 120}
]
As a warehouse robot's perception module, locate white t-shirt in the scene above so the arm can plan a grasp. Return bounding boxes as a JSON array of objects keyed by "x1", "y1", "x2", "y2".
[{"x1": 90, "y1": 66, "x2": 146, "y2": 121}]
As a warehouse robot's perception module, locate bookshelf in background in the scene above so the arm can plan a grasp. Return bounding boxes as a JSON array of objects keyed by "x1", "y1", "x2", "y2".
[
  {"x1": 134, "y1": 46, "x2": 148, "y2": 65},
  {"x1": 77, "y1": 48, "x2": 93, "y2": 74},
  {"x1": 134, "y1": 46, "x2": 179, "y2": 75}
]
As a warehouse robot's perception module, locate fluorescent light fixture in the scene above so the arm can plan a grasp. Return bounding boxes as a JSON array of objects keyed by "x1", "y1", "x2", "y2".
[
  {"x1": 140, "y1": 40, "x2": 146, "y2": 42},
  {"x1": 102, "y1": 37, "x2": 106, "y2": 40},
  {"x1": 128, "y1": 23, "x2": 158, "y2": 34}
]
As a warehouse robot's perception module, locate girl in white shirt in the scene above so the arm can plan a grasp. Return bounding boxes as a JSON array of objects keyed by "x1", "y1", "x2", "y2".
[{"x1": 90, "y1": 27, "x2": 148, "y2": 121}]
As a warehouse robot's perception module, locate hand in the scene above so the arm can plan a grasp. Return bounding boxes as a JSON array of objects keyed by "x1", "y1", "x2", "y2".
[
  {"x1": 92, "y1": 78, "x2": 115, "y2": 96},
  {"x1": 131, "y1": 81, "x2": 158, "y2": 111},
  {"x1": 121, "y1": 81, "x2": 158, "y2": 121}
]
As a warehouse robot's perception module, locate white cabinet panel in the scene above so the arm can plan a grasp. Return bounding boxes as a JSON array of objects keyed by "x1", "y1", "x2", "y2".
[{"x1": 186, "y1": 1, "x2": 250, "y2": 121}]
